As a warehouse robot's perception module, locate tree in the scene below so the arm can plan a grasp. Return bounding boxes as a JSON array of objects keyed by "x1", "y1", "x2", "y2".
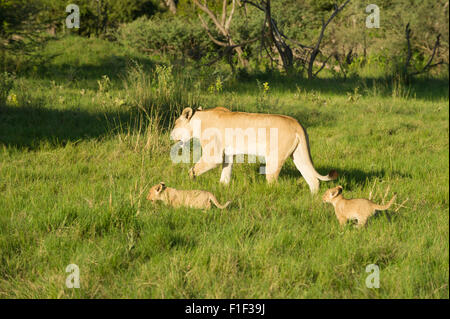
[
  {"x1": 404, "y1": 23, "x2": 443, "y2": 79},
  {"x1": 241, "y1": 0, "x2": 294, "y2": 73},
  {"x1": 306, "y1": 0, "x2": 351, "y2": 79},
  {"x1": 193, "y1": 0, "x2": 250, "y2": 69}
]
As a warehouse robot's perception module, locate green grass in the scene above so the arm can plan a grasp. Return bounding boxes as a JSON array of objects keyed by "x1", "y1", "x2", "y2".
[{"x1": 0, "y1": 36, "x2": 448, "y2": 298}]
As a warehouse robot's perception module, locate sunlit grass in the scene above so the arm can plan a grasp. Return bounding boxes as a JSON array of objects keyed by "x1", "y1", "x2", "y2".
[{"x1": 0, "y1": 36, "x2": 448, "y2": 298}]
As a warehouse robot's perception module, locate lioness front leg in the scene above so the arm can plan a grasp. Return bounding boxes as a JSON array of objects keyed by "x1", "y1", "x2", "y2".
[
  {"x1": 189, "y1": 157, "x2": 220, "y2": 179},
  {"x1": 220, "y1": 154, "x2": 233, "y2": 184}
]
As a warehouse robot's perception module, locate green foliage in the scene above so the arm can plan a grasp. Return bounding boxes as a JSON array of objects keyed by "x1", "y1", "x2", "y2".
[
  {"x1": 174, "y1": 0, "x2": 448, "y2": 78},
  {"x1": 0, "y1": 0, "x2": 42, "y2": 36},
  {"x1": 70, "y1": 0, "x2": 161, "y2": 37},
  {"x1": 1, "y1": 0, "x2": 161, "y2": 40},
  {"x1": 117, "y1": 15, "x2": 214, "y2": 61},
  {"x1": 107, "y1": 0, "x2": 160, "y2": 23},
  {"x1": 2, "y1": 0, "x2": 449, "y2": 78},
  {"x1": 0, "y1": 72, "x2": 14, "y2": 106},
  {"x1": 0, "y1": 0, "x2": 56, "y2": 72}
]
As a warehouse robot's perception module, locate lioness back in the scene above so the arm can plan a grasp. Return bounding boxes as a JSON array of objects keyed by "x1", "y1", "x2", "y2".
[{"x1": 201, "y1": 107, "x2": 303, "y2": 133}]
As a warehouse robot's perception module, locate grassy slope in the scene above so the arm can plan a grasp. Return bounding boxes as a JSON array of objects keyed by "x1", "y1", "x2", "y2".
[{"x1": 0, "y1": 36, "x2": 448, "y2": 298}]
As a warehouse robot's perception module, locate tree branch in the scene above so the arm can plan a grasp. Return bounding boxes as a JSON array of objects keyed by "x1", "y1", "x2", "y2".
[
  {"x1": 313, "y1": 54, "x2": 333, "y2": 78},
  {"x1": 198, "y1": 14, "x2": 229, "y2": 47},
  {"x1": 307, "y1": 0, "x2": 351, "y2": 79},
  {"x1": 405, "y1": 23, "x2": 412, "y2": 74},
  {"x1": 405, "y1": 23, "x2": 443, "y2": 77},
  {"x1": 409, "y1": 34, "x2": 443, "y2": 76},
  {"x1": 194, "y1": 0, "x2": 249, "y2": 68}
]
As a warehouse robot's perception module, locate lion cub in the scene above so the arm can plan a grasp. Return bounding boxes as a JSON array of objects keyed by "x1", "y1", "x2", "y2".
[
  {"x1": 322, "y1": 186, "x2": 396, "y2": 227},
  {"x1": 147, "y1": 182, "x2": 231, "y2": 210}
]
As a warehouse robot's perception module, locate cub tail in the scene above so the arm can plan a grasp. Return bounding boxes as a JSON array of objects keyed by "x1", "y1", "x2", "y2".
[
  {"x1": 210, "y1": 195, "x2": 231, "y2": 209},
  {"x1": 374, "y1": 194, "x2": 397, "y2": 211}
]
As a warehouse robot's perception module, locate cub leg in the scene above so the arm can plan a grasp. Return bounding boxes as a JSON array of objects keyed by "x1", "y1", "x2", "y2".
[
  {"x1": 337, "y1": 215, "x2": 347, "y2": 227},
  {"x1": 355, "y1": 215, "x2": 368, "y2": 228}
]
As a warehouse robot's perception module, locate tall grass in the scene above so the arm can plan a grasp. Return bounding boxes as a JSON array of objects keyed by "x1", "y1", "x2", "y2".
[{"x1": 124, "y1": 62, "x2": 201, "y2": 130}]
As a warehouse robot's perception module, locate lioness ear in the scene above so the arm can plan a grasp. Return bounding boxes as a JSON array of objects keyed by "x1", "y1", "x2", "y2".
[
  {"x1": 181, "y1": 107, "x2": 193, "y2": 120},
  {"x1": 197, "y1": 106, "x2": 203, "y2": 111}
]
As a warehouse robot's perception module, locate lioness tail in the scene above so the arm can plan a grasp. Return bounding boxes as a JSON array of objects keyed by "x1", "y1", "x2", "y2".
[{"x1": 317, "y1": 170, "x2": 339, "y2": 181}]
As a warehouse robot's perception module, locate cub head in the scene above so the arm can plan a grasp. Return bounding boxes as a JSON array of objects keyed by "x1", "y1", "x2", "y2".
[
  {"x1": 322, "y1": 186, "x2": 343, "y2": 203},
  {"x1": 170, "y1": 107, "x2": 195, "y2": 143},
  {"x1": 146, "y1": 182, "x2": 167, "y2": 202}
]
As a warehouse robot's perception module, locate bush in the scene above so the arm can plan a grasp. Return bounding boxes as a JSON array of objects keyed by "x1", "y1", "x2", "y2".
[{"x1": 117, "y1": 16, "x2": 214, "y2": 61}]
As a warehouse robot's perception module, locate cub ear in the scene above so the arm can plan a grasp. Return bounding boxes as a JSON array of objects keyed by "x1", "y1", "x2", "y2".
[
  {"x1": 331, "y1": 186, "x2": 343, "y2": 197},
  {"x1": 156, "y1": 182, "x2": 166, "y2": 193},
  {"x1": 181, "y1": 107, "x2": 193, "y2": 120},
  {"x1": 197, "y1": 106, "x2": 203, "y2": 111}
]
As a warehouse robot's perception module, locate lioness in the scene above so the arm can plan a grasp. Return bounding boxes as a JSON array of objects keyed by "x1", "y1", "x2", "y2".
[
  {"x1": 322, "y1": 186, "x2": 397, "y2": 227},
  {"x1": 147, "y1": 182, "x2": 231, "y2": 210},
  {"x1": 170, "y1": 106, "x2": 337, "y2": 193}
]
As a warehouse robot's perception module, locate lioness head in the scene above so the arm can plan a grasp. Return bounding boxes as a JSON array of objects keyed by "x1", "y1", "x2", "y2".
[
  {"x1": 170, "y1": 107, "x2": 195, "y2": 143},
  {"x1": 322, "y1": 186, "x2": 343, "y2": 203},
  {"x1": 147, "y1": 182, "x2": 167, "y2": 202}
]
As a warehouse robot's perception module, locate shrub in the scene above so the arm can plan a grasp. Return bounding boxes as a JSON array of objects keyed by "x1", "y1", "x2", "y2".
[{"x1": 117, "y1": 16, "x2": 214, "y2": 61}]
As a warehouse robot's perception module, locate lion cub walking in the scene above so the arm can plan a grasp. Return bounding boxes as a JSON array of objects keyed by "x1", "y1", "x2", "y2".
[
  {"x1": 322, "y1": 186, "x2": 396, "y2": 227},
  {"x1": 147, "y1": 182, "x2": 231, "y2": 210}
]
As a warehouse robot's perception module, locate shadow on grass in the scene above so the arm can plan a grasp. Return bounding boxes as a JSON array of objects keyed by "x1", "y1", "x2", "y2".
[
  {"x1": 279, "y1": 165, "x2": 411, "y2": 188},
  {"x1": 370, "y1": 210, "x2": 400, "y2": 224},
  {"x1": 36, "y1": 55, "x2": 155, "y2": 88},
  {"x1": 288, "y1": 109, "x2": 336, "y2": 128},
  {"x1": 0, "y1": 104, "x2": 135, "y2": 149},
  {"x1": 228, "y1": 72, "x2": 449, "y2": 102}
]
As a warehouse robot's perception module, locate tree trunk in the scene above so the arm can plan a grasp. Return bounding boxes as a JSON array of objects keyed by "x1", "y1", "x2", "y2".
[{"x1": 264, "y1": 0, "x2": 293, "y2": 73}]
